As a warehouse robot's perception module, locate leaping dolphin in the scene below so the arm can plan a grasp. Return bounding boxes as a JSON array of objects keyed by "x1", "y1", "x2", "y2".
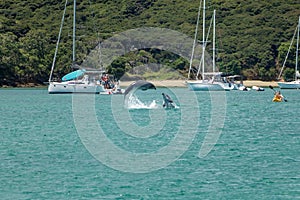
[
  {"x1": 162, "y1": 93, "x2": 175, "y2": 109},
  {"x1": 124, "y1": 80, "x2": 156, "y2": 96},
  {"x1": 124, "y1": 80, "x2": 156, "y2": 108}
]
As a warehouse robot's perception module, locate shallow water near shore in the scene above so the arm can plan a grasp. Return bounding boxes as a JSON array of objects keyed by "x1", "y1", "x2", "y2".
[{"x1": 1, "y1": 88, "x2": 300, "y2": 199}]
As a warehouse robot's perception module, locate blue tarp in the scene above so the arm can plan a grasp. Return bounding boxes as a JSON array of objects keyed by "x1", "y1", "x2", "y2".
[{"x1": 62, "y1": 69, "x2": 85, "y2": 81}]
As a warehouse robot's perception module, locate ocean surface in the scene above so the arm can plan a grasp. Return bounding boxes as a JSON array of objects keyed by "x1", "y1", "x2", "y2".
[{"x1": 1, "y1": 87, "x2": 300, "y2": 199}]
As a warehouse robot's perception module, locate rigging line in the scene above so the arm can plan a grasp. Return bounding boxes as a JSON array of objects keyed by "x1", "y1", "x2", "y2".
[
  {"x1": 196, "y1": 12, "x2": 214, "y2": 78},
  {"x1": 188, "y1": 0, "x2": 202, "y2": 80},
  {"x1": 49, "y1": 0, "x2": 69, "y2": 82},
  {"x1": 213, "y1": 10, "x2": 216, "y2": 73},
  {"x1": 201, "y1": 0, "x2": 206, "y2": 80},
  {"x1": 278, "y1": 25, "x2": 298, "y2": 80},
  {"x1": 73, "y1": 0, "x2": 76, "y2": 64},
  {"x1": 295, "y1": 16, "x2": 300, "y2": 81}
]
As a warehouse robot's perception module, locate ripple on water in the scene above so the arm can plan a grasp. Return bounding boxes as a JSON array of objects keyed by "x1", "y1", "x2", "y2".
[{"x1": 0, "y1": 88, "x2": 300, "y2": 199}]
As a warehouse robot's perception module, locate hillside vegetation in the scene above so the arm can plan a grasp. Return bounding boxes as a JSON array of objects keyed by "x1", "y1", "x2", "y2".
[{"x1": 1, "y1": 0, "x2": 300, "y2": 86}]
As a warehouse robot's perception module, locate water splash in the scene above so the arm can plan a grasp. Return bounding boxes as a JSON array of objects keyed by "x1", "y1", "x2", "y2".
[{"x1": 127, "y1": 95, "x2": 159, "y2": 109}]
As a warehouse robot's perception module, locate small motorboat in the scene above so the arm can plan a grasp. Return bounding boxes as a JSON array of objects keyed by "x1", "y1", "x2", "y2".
[
  {"x1": 238, "y1": 85, "x2": 251, "y2": 91},
  {"x1": 252, "y1": 86, "x2": 265, "y2": 91}
]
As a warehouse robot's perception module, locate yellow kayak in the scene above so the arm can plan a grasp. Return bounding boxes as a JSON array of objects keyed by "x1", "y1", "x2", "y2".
[{"x1": 272, "y1": 97, "x2": 282, "y2": 102}]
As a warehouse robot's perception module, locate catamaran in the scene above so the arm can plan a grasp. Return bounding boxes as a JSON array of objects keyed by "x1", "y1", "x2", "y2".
[
  {"x1": 277, "y1": 16, "x2": 300, "y2": 89},
  {"x1": 48, "y1": 0, "x2": 120, "y2": 94}
]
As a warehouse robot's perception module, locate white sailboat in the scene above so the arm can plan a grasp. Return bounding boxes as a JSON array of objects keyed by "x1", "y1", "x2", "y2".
[
  {"x1": 186, "y1": 1, "x2": 233, "y2": 91},
  {"x1": 48, "y1": 0, "x2": 116, "y2": 94},
  {"x1": 277, "y1": 16, "x2": 300, "y2": 89}
]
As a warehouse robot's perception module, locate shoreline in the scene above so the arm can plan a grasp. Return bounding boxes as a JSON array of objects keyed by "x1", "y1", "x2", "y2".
[
  {"x1": 0, "y1": 80, "x2": 280, "y2": 88},
  {"x1": 118, "y1": 80, "x2": 279, "y2": 88}
]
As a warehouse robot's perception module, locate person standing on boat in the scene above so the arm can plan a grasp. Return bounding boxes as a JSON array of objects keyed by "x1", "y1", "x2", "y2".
[{"x1": 101, "y1": 74, "x2": 109, "y2": 89}]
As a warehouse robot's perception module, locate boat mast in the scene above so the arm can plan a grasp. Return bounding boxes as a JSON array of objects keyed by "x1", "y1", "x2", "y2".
[
  {"x1": 213, "y1": 9, "x2": 216, "y2": 73},
  {"x1": 202, "y1": 0, "x2": 206, "y2": 80},
  {"x1": 73, "y1": 0, "x2": 76, "y2": 65},
  {"x1": 188, "y1": 0, "x2": 202, "y2": 80},
  {"x1": 196, "y1": 13, "x2": 213, "y2": 78},
  {"x1": 296, "y1": 16, "x2": 300, "y2": 81}
]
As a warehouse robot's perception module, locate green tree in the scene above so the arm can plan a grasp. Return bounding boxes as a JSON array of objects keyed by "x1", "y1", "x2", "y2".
[
  {"x1": 0, "y1": 32, "x2": 21, "y2": 86},
  {"x1": 283, "y1": 68, "x2": 295, "y2": 81}
]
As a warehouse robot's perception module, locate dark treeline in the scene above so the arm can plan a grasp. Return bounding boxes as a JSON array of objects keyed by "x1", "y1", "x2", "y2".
[{"x1": 0, "y1": 0, "x2": 300, "y2": 86}]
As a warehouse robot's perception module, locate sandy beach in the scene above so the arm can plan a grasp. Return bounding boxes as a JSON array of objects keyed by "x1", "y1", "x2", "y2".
[
  {"x1": 0, "y1": 80, "x2": 278, "y2": 88},
  {"x1": 119, "y1": 80, "x2": 279, "y2": 88}
]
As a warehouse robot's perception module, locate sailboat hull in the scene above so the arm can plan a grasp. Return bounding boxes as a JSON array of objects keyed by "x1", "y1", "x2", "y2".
[
  {"x1": 277, "y1": 81, "x2": 300, "y2": 89},
  {"x1": 186, "y1": 80, "x2": 227, "y2": 91},
  {"x1": 48, "y1": 82, "x2": 106, "y2": 94}
]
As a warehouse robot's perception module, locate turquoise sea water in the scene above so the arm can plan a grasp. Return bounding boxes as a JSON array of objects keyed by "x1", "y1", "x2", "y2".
[{"x1": 1, "y1": 88, "x2": 300, "y2": 199}]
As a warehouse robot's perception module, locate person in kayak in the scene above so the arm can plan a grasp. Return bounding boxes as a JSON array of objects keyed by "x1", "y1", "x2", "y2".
[{"x1": 273, "y1": 91, "x2": 285, "y2": 102}]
